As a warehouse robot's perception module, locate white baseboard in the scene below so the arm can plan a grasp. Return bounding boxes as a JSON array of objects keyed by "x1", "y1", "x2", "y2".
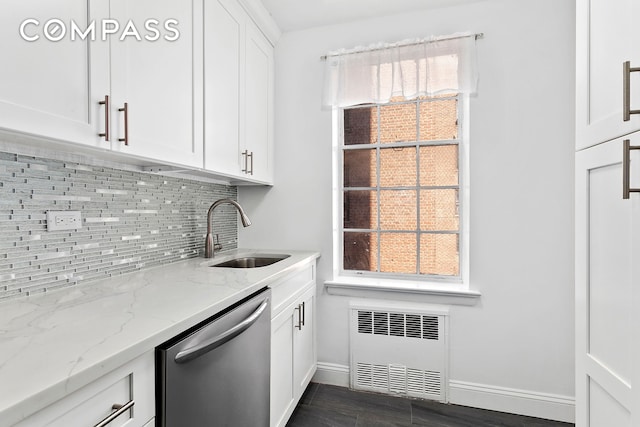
[
  {"x1": 448, "y1": 380, "x2": 575, "y2": 423},
  {"x1": 312, "y1": 362, "x2": 575, "y2": 424},
  {"x1": 312, "y1": 362, "x2": 350, "y2": 387}
]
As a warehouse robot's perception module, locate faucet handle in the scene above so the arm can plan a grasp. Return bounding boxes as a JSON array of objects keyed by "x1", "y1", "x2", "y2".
[{"x1": 213, "y1": 234, "x2": 223, "y2": 252}]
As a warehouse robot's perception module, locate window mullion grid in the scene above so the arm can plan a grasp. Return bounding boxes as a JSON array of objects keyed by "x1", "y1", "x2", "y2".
[
  {"x1": 415, "y1": 98, "x2": 420, "y2": 275},
  {"x1": 341, "y1": 95, "x2": 462, "y2": 280},
  {"x1": 456, "y1": 94, "x2": 462, "y2": 277},
  {"x1": 342, "y1": 140, "x2": 460, "y2": 151},
  {"x1": 375, "y1": 105, "x2": 381, "y2": 273},
  {"x1": 339, "y1": 117, "x2": 346, "y2": 276}
]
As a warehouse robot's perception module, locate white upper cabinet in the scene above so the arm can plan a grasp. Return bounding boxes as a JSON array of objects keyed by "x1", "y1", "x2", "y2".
[
  {"x1": 576, "y1": 0, "x2": 640, "y2": 149},
  {"x1": 0, "y1": 0, "x2": 109, "y2": 148},
  {"x1": 204, "y1": 0, "x2": 274, "y2": 184},
  {"x1": 108, "y1": 0, "x2": 203, "y2": 168},
  {"x1": 0, "y1": 0, "x2": 203, "y2": 168},
  {"x1": 0, "y1": 0, "x2": 275, "y2": 183},
  {"x1": 204, "y1": 0, "x2": 244, "y2": 178},
  {"x1": 245, "y1": 20, "x2": 274, "y2": 184}
]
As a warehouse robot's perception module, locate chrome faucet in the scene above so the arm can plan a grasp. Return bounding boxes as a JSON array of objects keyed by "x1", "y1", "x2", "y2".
[{"x1": 205, "y1": 198, "x2": 251, "y2": 258}]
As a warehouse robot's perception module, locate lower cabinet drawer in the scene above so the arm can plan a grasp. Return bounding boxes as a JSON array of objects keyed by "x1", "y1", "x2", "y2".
[
  {"x1": 16, "y1": 352, "x2": 154, "y2": 427},
  {"x1": 270, "y1": 264, "x2": 314, "y2": 318}
]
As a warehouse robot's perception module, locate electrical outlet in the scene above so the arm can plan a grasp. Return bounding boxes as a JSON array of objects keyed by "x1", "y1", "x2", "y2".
[{"x1": 47, "y1": 211, "x2": 82, "y2": 231}]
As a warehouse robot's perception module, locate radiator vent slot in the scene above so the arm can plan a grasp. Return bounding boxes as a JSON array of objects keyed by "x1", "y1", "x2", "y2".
[
  {"x1": 351, "y1": 305, "x2": 448, "y2": 402},
  {"x1": 374, "y1": 311, "x2": 388, "y2": 335},
  {"x1": 357, "y1": 310, "x2": 372, "y2": 334},
  {"x1": 423, "y1": 316, "x2": 439, "y2": 340},
  {"x1": 357, "y1": 310, "x2": 440, "y2": 340}
]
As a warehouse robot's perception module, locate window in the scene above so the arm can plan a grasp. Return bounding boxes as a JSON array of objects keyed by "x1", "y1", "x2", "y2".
[{"x1": 340, "y1": 95, "x2": 462, "y2": 280}]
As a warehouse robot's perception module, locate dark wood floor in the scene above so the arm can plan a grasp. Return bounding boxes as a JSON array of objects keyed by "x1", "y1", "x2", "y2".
[{"x1": 286, "y1": 383, "x2": 574, "y2": 427}]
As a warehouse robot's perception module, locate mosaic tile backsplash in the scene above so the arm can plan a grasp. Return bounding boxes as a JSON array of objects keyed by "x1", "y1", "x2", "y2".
[{"x1": 0, "y1": 151, "x2": 238, "y2": 300}]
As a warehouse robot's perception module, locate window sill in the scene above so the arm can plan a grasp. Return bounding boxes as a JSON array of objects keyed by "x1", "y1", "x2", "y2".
[{"x1": 324, "y1": 276, "x2": 481, "y2": 306}]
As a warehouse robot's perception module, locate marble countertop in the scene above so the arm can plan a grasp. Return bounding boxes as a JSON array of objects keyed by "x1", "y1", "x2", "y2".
[{"x1": 0, "y1": 249, "x2": 320, "y2": 426}]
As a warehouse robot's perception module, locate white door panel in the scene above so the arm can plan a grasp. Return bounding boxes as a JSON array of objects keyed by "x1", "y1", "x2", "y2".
[
  {"x1": 576, "y1": 136, "x2": 639, "y2": 426},
  {"x1": 0, "y1": 0, "x2": 109, "y2": 147},
  {"x1": 576, "y1": 0, "x2": 640, "y2": 149},
  {"x1": 109, "y1": 0, "x2": 203, "y2": 167}
]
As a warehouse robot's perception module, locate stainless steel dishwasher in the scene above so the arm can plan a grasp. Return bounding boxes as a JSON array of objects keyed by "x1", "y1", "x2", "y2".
[{"x1": 156, "y1": 288, "x2": 271, "y2": 427}]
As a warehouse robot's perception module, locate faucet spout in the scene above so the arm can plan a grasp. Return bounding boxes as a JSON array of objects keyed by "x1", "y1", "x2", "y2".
[{"x1": 205, "y1": 198, "x2": 251, "y2": 258}]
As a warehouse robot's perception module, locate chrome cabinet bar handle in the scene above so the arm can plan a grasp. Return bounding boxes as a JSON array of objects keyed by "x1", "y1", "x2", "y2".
[
  {"x1": 295, "y1": 304, "x2": 302, "y2": 330},
  {"x1": 623, "y1": 61, "x2": 640, "y2": 121},
  {"x1": 98, "y1": 95, "x2": 110, "y2": 141},
  {"x1": 241, "y1": 150, "x2": 249, "y2": 173},
  {"x1": 248, "y1": 151, "x2": 254, "y2": 175},
  {"x1": 175, "y1": 298, "x2": 269, "y2": 364},
  {"x1": 623, "y1": 139, "x2": 640, "y2": 199},
  {"x1": 118, "y1": 103, "x2": 129, "y2": 146},
  {"x1": 94, "y1": 400, "x2": 135, "y2": 427},
  {"x1": 301, "y1": 301, "x2": 306, "y2": 327}
]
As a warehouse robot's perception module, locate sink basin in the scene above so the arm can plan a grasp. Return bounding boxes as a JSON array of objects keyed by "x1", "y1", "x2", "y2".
[{"x1": 210, "y1": 254, "x2": 290, "y2": 268}]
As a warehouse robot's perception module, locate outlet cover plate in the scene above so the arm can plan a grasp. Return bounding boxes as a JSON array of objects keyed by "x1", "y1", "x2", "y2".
[{"x1": 47, "y1": 211, "x2": 82, "y2": 231}]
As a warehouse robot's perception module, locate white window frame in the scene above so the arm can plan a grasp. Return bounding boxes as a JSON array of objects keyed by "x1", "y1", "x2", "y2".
[{"x1": 330, "y1": 95, "x2": 472, "y2": 295}]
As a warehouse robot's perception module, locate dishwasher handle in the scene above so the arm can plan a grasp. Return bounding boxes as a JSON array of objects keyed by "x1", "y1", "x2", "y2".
[{"x1": 174, "y1": 298, "x2": 269, "y2": 364}]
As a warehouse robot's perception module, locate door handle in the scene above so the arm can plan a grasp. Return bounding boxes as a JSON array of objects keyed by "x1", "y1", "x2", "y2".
[
  {"x1": 98, "y1": 95, "x2": 109, "y2": 141},
  {"x1": 295, "y1": 304, "x2": 302, "y2": 330},
  {"x1": 118, "y1": 103, "x2": 129, "y2": 146},
  {"x1": 623, "y1": 139, "x2": 640, "y2": 199},
  {"x1": 174, "y1": 298, "x2": 269, "y2": 364},
  {"x1": 241, "y1": 150, "x2": 249, "y2": 174},
  {"x1": 295, "y1": 302, "x2": 305, "y2": 330},
  {"x1": 623, "y1": 61, "x2": 640, "y2": 121},
  {"x1": 93, "y1": 400, "x2": 135, "y2": 427},
  {"x1": 241, "y1": 150, "x2": 254, "y2": 175}
]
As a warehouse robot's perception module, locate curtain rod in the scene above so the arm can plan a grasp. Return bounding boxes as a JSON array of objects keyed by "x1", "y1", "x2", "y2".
[{"x1": 320, "y1": 32, "x2": 483, "y2": 61}]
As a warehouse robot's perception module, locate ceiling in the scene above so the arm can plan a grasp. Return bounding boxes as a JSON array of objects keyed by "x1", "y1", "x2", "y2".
[{"x1": 260, "y1": 0, "x2": 485, "y2": 33}]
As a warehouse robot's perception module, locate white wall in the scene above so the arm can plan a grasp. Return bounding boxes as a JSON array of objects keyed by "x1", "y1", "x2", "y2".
[{"x1": 240, "y1": 0, "x2": 575, "y2": 421}]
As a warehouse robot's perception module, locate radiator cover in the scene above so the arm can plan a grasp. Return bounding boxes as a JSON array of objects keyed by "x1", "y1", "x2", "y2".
[{"x1": 349, "y1": 302, "x2": 449, "y2": 402}]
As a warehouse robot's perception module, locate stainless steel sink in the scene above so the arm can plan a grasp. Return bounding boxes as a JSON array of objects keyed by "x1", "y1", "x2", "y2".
[{"x1": 210, "y1": 254, "x2": 290, "y2": 268}]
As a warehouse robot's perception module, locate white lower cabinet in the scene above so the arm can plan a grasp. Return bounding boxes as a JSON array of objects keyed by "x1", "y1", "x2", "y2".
[
  {"x1": 575, "y1": 135, "x2": 640, "y2": 426},
  {"x1": 15, "y1": 352, "x2": 155, "y2": 427},
  {"x1": 270, "y1": 264, "x2": 317, "y2": 427}
]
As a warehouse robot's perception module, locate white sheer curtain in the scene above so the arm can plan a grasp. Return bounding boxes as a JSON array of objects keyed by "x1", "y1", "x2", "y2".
[{"x1": 321, "y1": 33, "x2": 479, "y2": 109}]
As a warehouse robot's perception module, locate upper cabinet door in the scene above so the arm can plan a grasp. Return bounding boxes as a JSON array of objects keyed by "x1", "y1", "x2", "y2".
[
  {"x1": 203, "y1": 0, "x2": 274, "y2": 184},
  {"x1": 576, "y1": 0, "x2": 640, "y2": 150},
  {"x1": 0, "y1": 0, "x2": 109, "y2": 148},
  {"x1": 203, "y1": 0, "x2": 244, "y2": 177},
  {"x1": 108, "y1": 0, "x2": 203, "y2": 168},
  {"x1": 245, "y1": 21, "x2": 274, "y2": 184}
]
